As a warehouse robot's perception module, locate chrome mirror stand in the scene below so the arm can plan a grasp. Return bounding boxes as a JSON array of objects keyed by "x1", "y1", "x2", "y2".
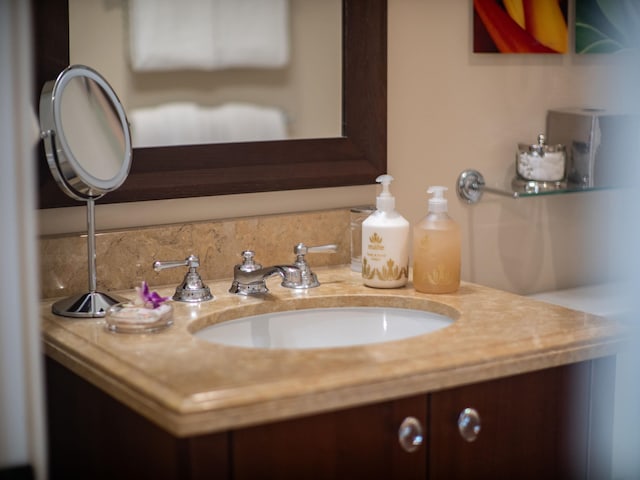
[
  {"x1": 51, "y1": 198, "x2": 127, "y2": 317},
  {"x1": 40, "y1": 65, "x2": 133, "y2": 318}
]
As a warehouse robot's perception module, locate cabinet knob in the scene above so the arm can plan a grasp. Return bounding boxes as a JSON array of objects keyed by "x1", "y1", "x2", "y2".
[
  {"x1": 457, "y1": 407, "x2": 481, "y2": 442},
  {"x1": 398, "y1": 416, "x2": 424, "y2": 453}
]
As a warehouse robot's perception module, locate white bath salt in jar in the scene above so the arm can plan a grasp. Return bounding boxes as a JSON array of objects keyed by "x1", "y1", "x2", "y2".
[{"x1": 516, "y1": 134, "x2": 566, "y2": 182}]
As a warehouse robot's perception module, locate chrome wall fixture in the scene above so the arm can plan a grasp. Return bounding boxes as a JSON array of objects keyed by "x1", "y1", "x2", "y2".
[
  {"x1": 457, "y1": 169, "x2": 522, "y2": 204},
  {"x1": 456, "y1": 169, "x2": 595, "y2": 204}
]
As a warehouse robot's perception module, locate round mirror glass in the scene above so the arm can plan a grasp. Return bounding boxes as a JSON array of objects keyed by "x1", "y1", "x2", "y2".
[{"x1": 40, "y1": 64, "x2": 132, "y2": 200}]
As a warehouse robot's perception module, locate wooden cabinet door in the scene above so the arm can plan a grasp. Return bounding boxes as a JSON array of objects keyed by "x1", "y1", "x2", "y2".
[
  {"x1": 428, "y1": 359, "x2": 615, "y2": 480},
  {"x1": 232, "y1": 394, "x2": 427, "y2": 480},
  {"x1": 45, "y1": 357, "x2": 229, "y2": 480}
]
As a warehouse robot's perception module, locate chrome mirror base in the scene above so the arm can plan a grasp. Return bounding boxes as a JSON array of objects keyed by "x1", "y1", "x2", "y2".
[{"x1": 52, "y1": 291, "x2": 127, "y2": 318}]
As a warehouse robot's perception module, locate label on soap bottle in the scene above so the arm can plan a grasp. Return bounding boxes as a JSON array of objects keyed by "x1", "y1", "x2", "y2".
[{"x1": 362, "y1": 228, "x2": 409, "y2": 287}]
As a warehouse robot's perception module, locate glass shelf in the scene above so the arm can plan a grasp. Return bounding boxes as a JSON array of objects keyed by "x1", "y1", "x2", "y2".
[{"x1": 457, "y1": 169, "x2": 608, "y2": 204}]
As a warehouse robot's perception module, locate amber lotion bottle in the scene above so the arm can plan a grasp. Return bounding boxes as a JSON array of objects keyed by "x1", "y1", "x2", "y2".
[
  {"x1": 413, "y1": 186, "x2": 460, "y2": 293},
  {"x1": 361, "y1": 175, "x2": 410, "y2": 288}
]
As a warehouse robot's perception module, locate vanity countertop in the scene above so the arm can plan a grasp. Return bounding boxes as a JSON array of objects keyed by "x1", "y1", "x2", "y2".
[{"x1": 41, "y1": 266, "x2": 623, "y2": 437}]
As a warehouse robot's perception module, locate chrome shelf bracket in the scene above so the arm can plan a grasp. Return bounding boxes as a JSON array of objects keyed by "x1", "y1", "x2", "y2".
[{"x1": 457, "y1": 169, "x2": 521, "y2": 204}]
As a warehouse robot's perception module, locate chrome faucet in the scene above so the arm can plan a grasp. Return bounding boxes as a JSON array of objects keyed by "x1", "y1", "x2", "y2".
[
  {"x1": 229, "y1": 243, "x2": 337, "y2": 295},
  {"x1": 153, "y1": 254, "x2": 213, "y2": 302},
  {"x1": 229, "y1": 250, "x2": 301, "y2": 295},
  {"x1": 283, "y1": 243, "x2": 337, "y2": 289}
]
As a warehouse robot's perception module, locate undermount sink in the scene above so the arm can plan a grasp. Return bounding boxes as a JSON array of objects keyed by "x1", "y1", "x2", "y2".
[{"x1": 192, "y1": 297, "x2": 456, "y2": 350}]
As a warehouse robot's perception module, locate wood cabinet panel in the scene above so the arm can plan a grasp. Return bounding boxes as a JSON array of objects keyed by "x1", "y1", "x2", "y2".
[
  {"x1": 45, "y1": 358, "x2": 229, "y2": 480},
  {"x1": 428, "y1": 358, "x2": 615, "y2": 480},
  {"x1": 232, "y1": 394, "x2": 427, "y2": 480}
]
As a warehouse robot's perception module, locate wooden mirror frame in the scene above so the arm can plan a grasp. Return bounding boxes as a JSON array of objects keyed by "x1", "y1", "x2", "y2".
[{"x1": 33, "y1": 0, "x2": 387, "y2": 208}]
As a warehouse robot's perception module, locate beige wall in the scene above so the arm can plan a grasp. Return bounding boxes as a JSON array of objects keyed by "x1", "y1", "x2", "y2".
[
  {"x1": 40, "y1": 0, "x2": 640, "y2": 295},
  {"x1": 387, "y1": 0, "x2": 637, "y2": 294}
]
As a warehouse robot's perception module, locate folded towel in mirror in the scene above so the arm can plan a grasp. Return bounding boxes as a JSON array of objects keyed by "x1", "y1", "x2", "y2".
[
  {"x1": 129, "y1": 0, "x2": 290, "y2": 71},
  {"x1": 129, "y1": 101, "x2": 289, "y2": 147}
]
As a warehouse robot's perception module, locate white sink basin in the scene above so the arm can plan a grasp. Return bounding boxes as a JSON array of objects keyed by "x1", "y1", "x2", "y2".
[{"x1": 193, "y1": 305, "x2": 454, "y2": 349}]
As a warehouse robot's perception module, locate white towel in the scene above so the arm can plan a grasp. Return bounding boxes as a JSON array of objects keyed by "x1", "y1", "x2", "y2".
[
  {"x1": 128, "y1": 0, "x2": 289, "y2": 71},
  {"x1": 130, "y1": 102, "x2": 288, "y2": 147},
  {"x1": 212, "y1": 0, "x2": 290, "y2": 68}
]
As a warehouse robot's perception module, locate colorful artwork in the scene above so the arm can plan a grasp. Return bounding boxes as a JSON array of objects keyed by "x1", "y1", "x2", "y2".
[
  {"x1": 473, "y1": 0, "x2": 568, "y2": 53},
  {"x1": 575, "y1": 0, "x2": 640, "y2": 53}
]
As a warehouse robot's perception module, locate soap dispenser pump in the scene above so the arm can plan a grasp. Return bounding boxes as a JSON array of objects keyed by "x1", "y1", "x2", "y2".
[
  {"x1": 361, "y1": 174, "x2": 410, "y2": 288},
  {"x1": 413, "y1": 186, "x2": 461, "y2": 294}
]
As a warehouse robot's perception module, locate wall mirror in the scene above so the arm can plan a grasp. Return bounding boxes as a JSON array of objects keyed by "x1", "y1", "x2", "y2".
[
  {"x1": 34, "y1": 0, "x2": 387, "y2": 209},
  {"x1": 69, "y1": 0, "x2": 342, "y2": 147}
]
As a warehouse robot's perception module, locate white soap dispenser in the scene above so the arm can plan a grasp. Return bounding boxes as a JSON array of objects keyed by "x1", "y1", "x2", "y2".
[
  {"x1": 361, "y1": 174, "x2": 410, "y2": 288},
  {"x1": 412, "y1": 186, "x2": 461, "y2": 294}
]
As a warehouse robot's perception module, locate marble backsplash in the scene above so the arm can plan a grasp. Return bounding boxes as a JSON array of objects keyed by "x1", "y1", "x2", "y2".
[{"x1": 39, "y1": 208, "x2": 351, "y2": 300}]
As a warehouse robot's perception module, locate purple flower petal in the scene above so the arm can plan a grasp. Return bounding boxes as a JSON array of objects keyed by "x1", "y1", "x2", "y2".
[
  {"x1": 149, "y1": 291, "x2": 169, "y2": 309},
  {"x1": 136, "y1": 281, "x2": 169, "y2": 309}
]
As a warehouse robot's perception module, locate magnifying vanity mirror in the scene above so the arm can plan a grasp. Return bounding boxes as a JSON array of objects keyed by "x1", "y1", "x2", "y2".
[
  {"x1": 33, "y1": 0, "x2": 387, "y2": 208},
  {"x1": 39, "y1": 65, "x2": 132, "y2": 317}
]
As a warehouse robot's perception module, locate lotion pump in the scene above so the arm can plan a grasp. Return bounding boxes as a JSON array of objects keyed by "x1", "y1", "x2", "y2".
[
  {"x1": 361, "y1": 174, "x2": 410, "y2": 288},
  {"x1": 412, "y1": 186, "x2": 460, "y2": 293}
]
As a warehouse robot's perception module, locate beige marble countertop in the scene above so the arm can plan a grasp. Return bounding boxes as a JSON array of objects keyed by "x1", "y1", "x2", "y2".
[{"x1": 41, "y1": 266, "x2": 623, "y2": 437}]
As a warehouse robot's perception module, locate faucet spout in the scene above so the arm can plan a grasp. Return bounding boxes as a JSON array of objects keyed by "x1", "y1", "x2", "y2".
[
  {"x1": 235, "y1": 264, "x2": 301, "y2": 285},
  {"x1": 229, "y1": 262, "x2": 302, "y2": 295}
]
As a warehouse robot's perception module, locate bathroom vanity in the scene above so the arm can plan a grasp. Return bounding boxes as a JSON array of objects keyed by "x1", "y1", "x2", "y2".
[{"x1": 42, "y1": 267, "x2": 622, "y2": 479}]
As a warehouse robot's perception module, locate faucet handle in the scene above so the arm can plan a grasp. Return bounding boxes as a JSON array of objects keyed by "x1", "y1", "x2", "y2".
[
  {"x1": 153, "y1": 254, "x2": 200, "y2": 272},
  {"x1": 237, "y1": 250, "x2": 263, "y2": 272},
  {"x1": 282, "y1": 243, "x2": 338, "y2": 289},
  {"x1": 152, "y1": 254, "x2": 213, "y2": 302},
  {"x1": 294, "y1": 243, "x2": 338, "y2": 258}
]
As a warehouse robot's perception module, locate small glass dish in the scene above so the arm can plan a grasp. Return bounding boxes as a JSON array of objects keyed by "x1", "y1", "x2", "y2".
[{"x1": 105, "y1": 302, "x2": 173, "y2": 333}]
